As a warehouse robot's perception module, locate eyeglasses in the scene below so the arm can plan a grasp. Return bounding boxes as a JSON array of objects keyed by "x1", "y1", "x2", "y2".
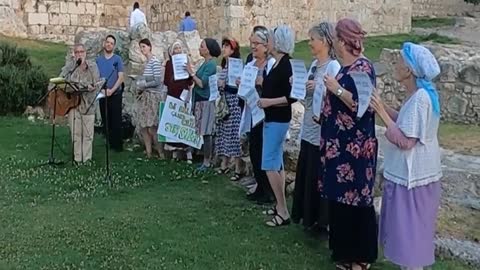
[
  {"x1": 74, "y1": 50, "x2": 85, "y2": 54},
  {"x1": 251, "y1": 41, "x2": 266, "y2": 47}
]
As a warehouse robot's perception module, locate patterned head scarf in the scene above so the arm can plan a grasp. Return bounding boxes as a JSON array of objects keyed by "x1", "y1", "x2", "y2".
[
  {"x1": 168, "y1": 41, "x2": 184, "y2": 56},
  {"x1": 335, "y1": 18, "x2": 366, "y2": 57},
  {"x1": 309, "y1": 22, "x2": 336, "y2": 58},
  {"x1": 401, "y1": 42, "x2": 441, "y2": 115}
]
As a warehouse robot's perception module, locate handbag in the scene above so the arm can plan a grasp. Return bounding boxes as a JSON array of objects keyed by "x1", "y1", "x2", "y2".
[{"x1": 215, "y1": 92, "x2": 230, "y2": 122}]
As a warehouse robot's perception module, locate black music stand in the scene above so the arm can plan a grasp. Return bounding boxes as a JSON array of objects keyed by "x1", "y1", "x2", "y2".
[{"x1": 36, "y1": 80, "x2": 82, "y2": 167}]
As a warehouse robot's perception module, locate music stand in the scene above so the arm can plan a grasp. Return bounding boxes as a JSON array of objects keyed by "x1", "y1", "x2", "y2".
[{"x1": 36, "y1": 78, "x2": 81, "y2": 167}]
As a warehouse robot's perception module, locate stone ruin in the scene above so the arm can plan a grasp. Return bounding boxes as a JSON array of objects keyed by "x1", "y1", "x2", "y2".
[{"x1": 376, "y1": 43, "x2": 480, "y2": 124}]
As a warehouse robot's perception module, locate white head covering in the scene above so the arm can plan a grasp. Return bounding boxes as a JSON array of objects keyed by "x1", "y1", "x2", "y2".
[
  {"x1": 168, "y1": 41, "x2": 184, "y2": 56},
  {"x1": 271, "y1": 24, "x2": 295, "y2": 55}
]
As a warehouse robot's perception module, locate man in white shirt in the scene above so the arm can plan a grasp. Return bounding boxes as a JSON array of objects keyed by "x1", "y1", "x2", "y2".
[{"x1": 129, "y1": 2, "x2": 147, "y2": 29}]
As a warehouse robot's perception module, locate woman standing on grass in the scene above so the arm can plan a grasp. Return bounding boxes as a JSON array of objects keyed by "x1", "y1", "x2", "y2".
[
  {"x1": 258, "y1": 25, "x2": 296, "y2": 227},
  {"x1": 243, "y1": 26, "x2": 276, "y2": 204},
  {"x1": 163, "y1": 41, "x2": 194, "y2": 163},
  {"x1": 291, "y1": 22, "x2": 341, "y2": 233},
  {"x1": 186, "y1": 38, "x2": 221, "y2": 172},
  {"x1": 371, "y1": 42, "x2": 442, "y2": 270},
  {"x1": 215, "y1": 37, "x2": 243, "y2": 180},
  {"x1": 136, "y1": 38, "x2": 165, "y2": 159},
  {"x1": 320, "y1": 18, "x2": 378, "y2": 269}
]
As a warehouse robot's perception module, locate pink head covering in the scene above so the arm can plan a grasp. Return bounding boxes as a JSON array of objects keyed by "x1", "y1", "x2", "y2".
[{"x1": 335, "y1": 18, "x2": 366, "y2": 57}]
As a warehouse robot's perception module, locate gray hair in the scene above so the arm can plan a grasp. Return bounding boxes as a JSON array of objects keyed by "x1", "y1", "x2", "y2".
[
  {"x1": 271, "y1": 24, "x2": 295, "y2": 55},
  {"x1": 252, "y1": 25, "x2": 269, "y2": 44},
  {"x1": 308, "y1": 22, "x2": 336, "y2": 58},
  {"x1": 73, "y1": 43, "x2": 85, "y2": 50}
]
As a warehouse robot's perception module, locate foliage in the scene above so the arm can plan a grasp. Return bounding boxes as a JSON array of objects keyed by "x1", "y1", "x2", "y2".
[
  {"x1": 412, "y1": 17, "x2": 457, "y2": 28},
  {"x1": 464, "y1": 0, "x2": 480, "y2": 5},
  {"x1": 0, "y1": 43, "x2": 48, "y2": 115}
]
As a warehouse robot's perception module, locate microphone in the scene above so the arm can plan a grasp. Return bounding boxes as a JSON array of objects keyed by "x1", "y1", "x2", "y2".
[{"x1": 66, "y1": 58, "x2": 83, "y2": 78}]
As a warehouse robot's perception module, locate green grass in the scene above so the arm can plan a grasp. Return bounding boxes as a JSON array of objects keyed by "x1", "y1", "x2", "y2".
[
  {"x1": 0, "y1": 35, "x2": 67, "y2": 78},
  {"x1": 0, "y1": 116, "x2": 475, "y2": 269},
  {"x1": 412, "y1": 17, "x2": 457, "y2": 28},
  {"x1": 240, "y1": 33, "x2": 458, "y2": 63}
]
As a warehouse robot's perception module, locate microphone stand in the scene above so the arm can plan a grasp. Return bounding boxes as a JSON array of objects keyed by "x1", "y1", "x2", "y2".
[
  {"x1": 36, "y1": 61, "x2": 81, "y2": 167},
  {"x1": 87, "y1": 66, "x2": 117, "y2": 187}
]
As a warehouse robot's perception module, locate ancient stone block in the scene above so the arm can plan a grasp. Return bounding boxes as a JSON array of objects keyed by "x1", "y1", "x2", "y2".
[
  {"x1": 45, "y1": 1, "x2": 60, "y2": 13},
  {"x1": 67, "y1": 2, "x2": 86, "y2": 14},
  {"x1": 447, "y1": 95, "x2": 469, "y2": 116},
  {"x1": 28, "y1": 12, "x2": 49, "y2": 25},
  {"x1": 85, "y1": 3, "x2": 96, "y2": 14},
  {"x1": 49, "y1": 13, "x2": 70, "y2": 25}
]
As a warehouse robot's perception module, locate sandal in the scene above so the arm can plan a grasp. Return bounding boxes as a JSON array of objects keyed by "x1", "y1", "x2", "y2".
[
  {"x1": 230, "y1": 172, "x2": 244, "y2": 181},
  {"x1": 262, "y1": 206, "x2": 277, "y2": 215},
  {"x1": 335, "y1": 263, "x2": 353, "y2": 270},
  {"x1": 216, "y1": 167, "x2": 230, "y2": 174},
  {"x1": 356, "y1": 263, "x2": 371, "y2": 270},
  {"x1": 265, "y1": 214, "x2": 291, "y2": 227}
]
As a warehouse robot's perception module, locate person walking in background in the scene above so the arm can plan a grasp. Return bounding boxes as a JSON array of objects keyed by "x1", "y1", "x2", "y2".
[
  {"x1": 320, "y1": 18, "x2": 378, "y2": 270},
  {"x1": 258, "y1": 25, "x2": 296, "y2": 227},
  {"x1": 243, "y1": 25, "x2": 275, "y2": 204},
  {"x1": 215, "y1": 37, "x2": 243, "y2": 180},
  {"x1": 186, "y1": 38, "x2": 221, "y2": 172},
  {"x1": 96, "y1": 35, "x2": 125, "y2": 152},
  {"x1": 291, "y1": 22, "x2": 340, "y2": 234},
  {"x1": 129, "y1": 2, "x2": 147, "y2": 30},
  {"x1": 179, "y1": 11, "x2": 197, "y2": 32},
  {"x1": 135, "y1": 38, "x2": 165, "y2": 159},
  {"x1": 371, "y1": 42, "x2": 443, "y2": 270},
  {"x1": 163, "y1": 41, "x2": 194, "y2": 163}
]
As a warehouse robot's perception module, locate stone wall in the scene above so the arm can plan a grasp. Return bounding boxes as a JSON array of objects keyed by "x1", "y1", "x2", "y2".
[
  {"x1": 4, "y1": 0, "x2": 412, "y2": 45},
  {"x1": 227, "y1": 0, "x2": 412, "y2": 44},
  {"x1": 376, "y1": 43, "x2": 480, "y2": 124},
  {"x1": 412, "y1": 0, "x2": 479, "y2": 17},
  {"x1": 0, "y1": 0, "x2": 27, "y2": 37}
]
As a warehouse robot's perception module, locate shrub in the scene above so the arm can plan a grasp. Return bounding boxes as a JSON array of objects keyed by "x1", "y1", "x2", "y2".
[{"x1": 0, "y1": 42, "x2": 47, "y2": 115}]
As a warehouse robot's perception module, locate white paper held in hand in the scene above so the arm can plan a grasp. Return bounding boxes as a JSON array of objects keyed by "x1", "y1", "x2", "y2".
[
  {"x1": 312, "y1": 83, "x2": 325, "y2": 118},
  {"x1": 96, "y1": 91, "x2": 105, "y2": 101},
  {"x1": 289, "y1": 59, "x2": 307, "y2": 100},
  {"x1": 227, "y1": 58, "x2": 244, "y2": 87},
  {"x1": 243, "y1": 87, "x2": 265, "y2": 127},
  {"x1": 179, "y1": 89, "x2": 189, "y2": 101},
  {"x1": 350, "y1": 71, "x2": 374, "y2": 119},
  {"x1": 172, "y1": 54, "x2": 189, "y2": 81},
  {"x1": 237, "y1": 65, "x2": 258, "y2": 98},
  {"x1": 208, "y1": 74, "x2": 219, "y2": 101}
]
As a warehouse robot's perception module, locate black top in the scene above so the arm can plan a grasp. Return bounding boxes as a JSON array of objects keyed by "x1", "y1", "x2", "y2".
[{"x1": 261, "y1": 54, "x2": 295, "y2": 123}]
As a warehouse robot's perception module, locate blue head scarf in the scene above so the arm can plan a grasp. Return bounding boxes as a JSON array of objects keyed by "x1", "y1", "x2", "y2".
[{"x1": 400, "y1": 42, "x2": 441, "y2": 116}]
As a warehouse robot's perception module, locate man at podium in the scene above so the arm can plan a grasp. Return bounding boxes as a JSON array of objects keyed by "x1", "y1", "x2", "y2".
[{"x1": 60, "y1": 43, "x2": 100, "y2": 163}]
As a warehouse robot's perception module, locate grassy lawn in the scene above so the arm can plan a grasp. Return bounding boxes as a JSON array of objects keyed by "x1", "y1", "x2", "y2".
[
  {"x1": 0, "y1": 116, "x2": 475, "y2": 269},
  {"x1": 412, "y1": 17, "x2": 457, "y2": 28}
]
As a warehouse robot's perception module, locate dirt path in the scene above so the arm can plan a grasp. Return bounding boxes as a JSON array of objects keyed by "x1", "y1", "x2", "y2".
[{"x1": 413, "y1": 15, "x2": 480, "y2": 46}]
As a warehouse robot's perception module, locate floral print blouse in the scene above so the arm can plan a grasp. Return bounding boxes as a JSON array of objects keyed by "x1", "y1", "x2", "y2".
[{"x1": 318, "y1": 58, "x2": 378, "y2": 207}]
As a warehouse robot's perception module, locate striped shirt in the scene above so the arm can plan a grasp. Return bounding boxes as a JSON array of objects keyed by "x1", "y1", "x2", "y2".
[{"x1": 142, "y1": 56, "x2": 163, "y2": 92}]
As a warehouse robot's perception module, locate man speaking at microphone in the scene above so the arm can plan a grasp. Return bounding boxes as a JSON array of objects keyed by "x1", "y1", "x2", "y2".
[
  {"x1": 61, "y1": 43, "x2": 100, "y2": 163},
  {"x1": 96, "y1": 35, "x2": 125, "y2": 152}
]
